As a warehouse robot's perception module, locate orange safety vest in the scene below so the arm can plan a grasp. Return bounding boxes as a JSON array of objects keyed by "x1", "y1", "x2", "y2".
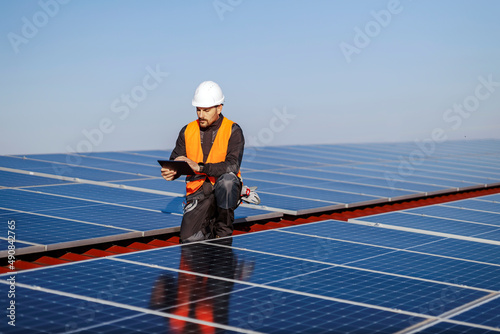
[{"x1": 184, "y1": 117, "x2": 241, "y2": 196}]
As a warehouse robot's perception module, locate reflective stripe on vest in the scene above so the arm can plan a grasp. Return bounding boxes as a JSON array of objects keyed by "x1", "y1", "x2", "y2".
[{"x1": 184, "y1": 117, "x2": 241, "y2": 196}]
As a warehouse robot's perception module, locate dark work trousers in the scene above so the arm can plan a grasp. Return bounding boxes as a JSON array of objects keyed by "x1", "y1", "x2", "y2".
[{"x1": 180, "y1": 172, "x2": 242, "y2": 243}]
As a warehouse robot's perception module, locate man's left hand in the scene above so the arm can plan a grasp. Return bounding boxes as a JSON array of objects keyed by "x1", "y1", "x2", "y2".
[{"x1": 174, "y1": 156, "x2": 201, "y2": 172}]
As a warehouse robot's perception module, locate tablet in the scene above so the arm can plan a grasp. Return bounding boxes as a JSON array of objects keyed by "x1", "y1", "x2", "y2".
[{"x1": 157, "y1": 160, "x2": 195, "y2": 175}]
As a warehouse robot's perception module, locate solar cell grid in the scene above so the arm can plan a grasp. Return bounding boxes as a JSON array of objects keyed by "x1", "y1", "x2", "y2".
[
  {"x1": 26, "y1": 183, "x2": 177, "y2": 211},
  {"x1": 407, "y1": 205, "x2": 500, "y2": 226},
  {"x1": 127, "y1": 149, "x2": 172, "y2": 157},
  {"x1": 220, "y1": 230, "x2": 395, "y2": 266},
  {"x1": 246, "y1": 154, "x2": 326, "y2": 168},
  {"x1": 164, "y1": 219, "x2": 500, "y2": 296},
  {"x1": 353, "y1": 211, "x2": 500, "y2": 242},
  {"x1": 451, "y1": 156, "x2": 500, "y2": 170},
  {"x1": 0, "y1": 286, "x2": 170, "y2": 334},
  {"x1": 1, "y1": 140, "x2": 499, "y2": 332},
  {"x1": 347, "y1": 163, "x2": 478, "y2": 187},
  {"x1": 0, "y1": 156, "x2": 150, "y2": 182},
  {"x1": 249, "y1": 147, "x2": 355, "y2": 165},
  {"x1": 478, "y1": 193, "x2": 500, "y2": 202},
  {"x1": 116, "y1": 242, "x2": 331, "y2": 285},
  {"x1": 0, "y1": 188, "x2": 182, "y2": 233},
  {"x1": 44, "y1": 204, "x2": 182, "y2": 231},
  {"x1": 416, "y1": 159, "x2": 500, "y2": 176},
  {"x1": 243, "y1": 171, "x2": 415, "y2": 198},
  {"x1": 351, "y1": 251, "x2": 500, "y2": 291},
  {"x1": 415, "y1": 322, "x2": 499, "y2": 334},
  {"x1": 241, "y1": 160, "x2": 285, "y2": 171},
  {"x1": 243, "y1": 179, "x2": 378, "y2": 204},
  {"x1": 444, "y1": 199, "x2": 500, "y2": 213},
  {"x1": 451, "y1": 296, "x2": 500, "y2": 328},
  {"x1": 253, "y1": 192, "x2": 334, "y2": 213},
  {"x1": 283, "y1": 220, "x2": 500, "y2": 265},
  {"x1": 0, "y1": 170, "x2": 72, "y2": 188},
  {"x1": 381, "y1": 160, "x2": 500, "y2": 180},
  {"x1": 407, "y1": 238, "x2": 500, "y2": 265},
  {"x1": 112, "y1": 177, "x2": 187, "y2": 194},
  {"x1": 0, "y1": 188, "x2": 100, "y2": 213},
  {"x1": 303, "y1": 145, "x2": 397, "y2": 162},
  {"x1": 279, "y1": 168, "x2": 444, "y2": 193},
  {"x1": 265, "y1": 265, "x2": 487, "y2": 316},
  {"x1": 21, "y1": 153, "x2": 161, "y2": 177},
  {"x1": 82, "y1": 151, "x2": 164, "y2": 164},
  {"x1": 2, "y1": 258, "x2": 425, "y2": 333},
  {"x1": 282, "y1": 220, "x2": 441, "y2": 249},
  {"x1": 0, "y1": 209, "x2": 128, "y2": 248},
  {"x1": 410, "y1": 170, "x2": 496, "y2": 185}
]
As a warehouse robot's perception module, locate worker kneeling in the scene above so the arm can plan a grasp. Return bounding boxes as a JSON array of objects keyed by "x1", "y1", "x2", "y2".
[{"x1": 161, "y1": 81, "x2": 245, "y2": 243}]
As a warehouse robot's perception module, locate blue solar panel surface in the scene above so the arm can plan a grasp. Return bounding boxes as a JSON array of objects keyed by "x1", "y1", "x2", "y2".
[
  {"x1": 2, "y1": 216, "x2": 499, "y2": 333},
  {"x1": 351, "y1": 211, "x2": 500, "y2": 241},
  {"x1": 0, "y1": 209, "x2": 128, "y2": 245},
  {"x1": 452, "y1": 296, "x2": 500, "y2": 327},
  {"x1": 283, "y1": 220, "x2": 500, "y2": 264},
  {"x1": 0, "y1": 170, "x2": 71, "y2": 188},
  {"x1": 407, "y1": 205, "x2": 500, "y2": 226},
  {"x1": 445, "y1": 199, "x2": 500, "y2": 213},
  {"x1": 1, "y1": 140, "x2": 499, "y2": 332},
  {"x1": 480, "y1": 194, "x2": 500, "y2": 202}
]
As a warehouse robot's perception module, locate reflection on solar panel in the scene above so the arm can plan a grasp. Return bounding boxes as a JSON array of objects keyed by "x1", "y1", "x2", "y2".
[
  {"x1": 2, "y1": 139, "x2": 499, "y2": 256},
  {"x1": 2, "y1": 216, "x2": 499, "y2": 333}
]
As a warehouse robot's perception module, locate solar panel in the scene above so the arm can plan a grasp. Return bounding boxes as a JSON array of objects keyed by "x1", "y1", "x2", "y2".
[
  {"x1": 279, "y1": 220, "x2": 500, "y2": 265},
  {"x1": 350, "y1": 211, "x2": 500, "y2": 242},
  {"x1": 0, "y1": 156, "x2": 150, "y2": 182},
  {"x1": 444, "y1": 199, "x2": 500, "y2": 214},
  {"x1": 0, "y1": 209, "x2": 130, "y2": 247},
  {"x1": 0, "y1": 286, "x2": 175, "y2": 334},
  {"x1": 406, "y1": 205, "x2": 500, "y2": 226},
  {"x1": 1, "y1": 139, "x2": 499, "y2": 332},
  {"x1": 0, "y1": 170, "x2": 72, "y2": 188},
  {"x1": 243, "y1": 170, "x2": 416, "y2": 197},
  {"x1": 478, "y1": 194, "x2": 500, "y2": 202},
  {"x1": 451, "y1": 296, "x2": 500, "y2": 327},
  {"x1": 2, "y1": 216, "x2": 498, "y2": 332},
  {"x1": 273, "y1": 167, "x2": 453, "y2": 193}
]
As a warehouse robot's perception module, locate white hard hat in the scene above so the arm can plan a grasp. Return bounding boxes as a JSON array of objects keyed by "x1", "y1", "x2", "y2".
[{"x1": 192, "y1": 81, "x2": 225, "y2": 108}]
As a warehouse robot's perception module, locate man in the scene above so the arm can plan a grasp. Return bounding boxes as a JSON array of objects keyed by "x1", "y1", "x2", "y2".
[{"x1": 161, "y1": 81, "x2": 244, "y2": 243}]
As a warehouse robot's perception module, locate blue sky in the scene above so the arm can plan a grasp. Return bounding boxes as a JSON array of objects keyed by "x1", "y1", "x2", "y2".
[{"x1": 1, "y1": 0, "x2": 499, "y2": 155}]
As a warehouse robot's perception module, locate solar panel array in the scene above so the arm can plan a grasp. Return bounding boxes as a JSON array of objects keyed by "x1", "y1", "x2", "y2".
[
  {"x1": 1, "y1": 139, "x2": 499, "y2": 256},
  {"x1": 2, "y1": 208, "x2": 499, "y2": 333},
  {"x1": 1, "y1": 139, "x2": 499, "y2": 332}
]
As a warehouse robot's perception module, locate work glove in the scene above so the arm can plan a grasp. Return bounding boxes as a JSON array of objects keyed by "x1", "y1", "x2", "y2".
[{"x1": 240, "y1": 185, "x2": 261, "y2": 205}]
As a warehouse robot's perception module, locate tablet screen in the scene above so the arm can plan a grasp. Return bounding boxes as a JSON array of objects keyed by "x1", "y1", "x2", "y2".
[{"x1": 157, "y1": 160, "x2": 195, "y2": 175}]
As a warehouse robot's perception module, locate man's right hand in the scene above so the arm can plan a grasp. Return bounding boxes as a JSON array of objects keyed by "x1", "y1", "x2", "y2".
[{"x1": 161, "y1": 167, "x2": 177, "y2": 181}]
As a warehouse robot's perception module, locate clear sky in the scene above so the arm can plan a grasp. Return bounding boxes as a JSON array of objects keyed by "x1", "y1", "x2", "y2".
[{"x1": 1, "y1": 0, "x2": 499, "y2": 155}]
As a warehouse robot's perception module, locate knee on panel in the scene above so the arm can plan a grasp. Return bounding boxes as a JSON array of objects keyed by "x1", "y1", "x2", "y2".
[{"x1": 214, "y1": 172, "x2": 241, "y2": 209}]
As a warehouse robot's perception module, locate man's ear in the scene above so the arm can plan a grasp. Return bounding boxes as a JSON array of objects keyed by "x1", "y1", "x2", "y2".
[{"x1": 217, "y1": 104, "x2": 223, "y2": 115}]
